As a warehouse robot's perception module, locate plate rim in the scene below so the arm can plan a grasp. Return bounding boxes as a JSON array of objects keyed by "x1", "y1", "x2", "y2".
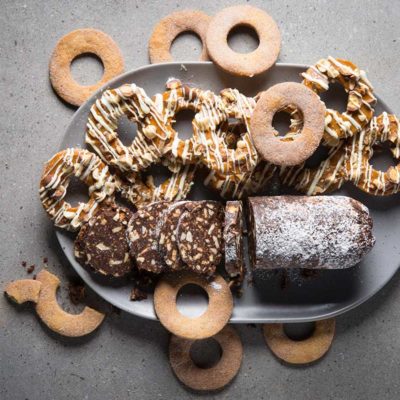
[{"x1": 56, "y1": 61, "x2": 400, "y2": 323}]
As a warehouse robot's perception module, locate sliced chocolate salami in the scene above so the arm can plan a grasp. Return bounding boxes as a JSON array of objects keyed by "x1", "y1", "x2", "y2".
[
  {"x1": 224, "y1": 201, "x2": 245, "y2": 286},
  {"x1": 158, "y1": 201, "x2": 194, "y2": 271},
  {"x1": 177, "y1": 201, "x2": 224, "y2": 275},
  {"x1": 74, "y1": 204, "x2": 133, "y2": 278},
  {"x1": 127, "y1": 201, "x2": 170, "y2": 273}
]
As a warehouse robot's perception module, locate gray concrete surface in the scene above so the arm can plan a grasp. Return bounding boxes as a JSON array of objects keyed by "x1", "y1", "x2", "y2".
[{"x1": 0, "y1": 0, "x2": 399, "y2": 399}]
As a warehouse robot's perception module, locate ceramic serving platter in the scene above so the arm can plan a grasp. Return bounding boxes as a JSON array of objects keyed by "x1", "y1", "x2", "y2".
[{"x1": 56, "y1": 62, "x2": 400, "y2": 323}]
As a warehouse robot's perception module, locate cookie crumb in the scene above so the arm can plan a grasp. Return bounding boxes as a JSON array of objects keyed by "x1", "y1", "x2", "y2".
[
  {"x1": 68, "y1": 281, "x2": 85, "y2": 305},
  {"x1": 27, "y1": 265, "x2": 35, "y2": 274},
  {"x1": 130, "y1": 287, "x2": 147, "y2": 301}
]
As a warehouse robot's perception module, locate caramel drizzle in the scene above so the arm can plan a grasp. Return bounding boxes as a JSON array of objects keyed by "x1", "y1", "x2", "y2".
[
  {"x1": 86, "y1": 84, "x2": 171, "y2": 175},
  {"x1": 346, "y1": 112, "x2": 400, "y2": 195},
  {"x1": 39, "y1": 149, "x2": 116, "y2": 230},
  {"x1": 194, "y1": 88, "x2": 259, "y2": 174},
  {"x1": 302, "y1": 56, "x2": 376, "y2": 145}
]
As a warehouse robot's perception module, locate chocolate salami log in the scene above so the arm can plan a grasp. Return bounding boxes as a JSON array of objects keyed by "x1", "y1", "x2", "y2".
[{"x1": 247, "y1": 196, "x2": 375, "y2": 270}]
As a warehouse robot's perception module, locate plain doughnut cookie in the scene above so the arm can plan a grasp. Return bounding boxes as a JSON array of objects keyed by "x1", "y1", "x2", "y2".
[
  {"x1": 49, "y1": 28, "x2": 124, "y2": 106},
  {"x1": 206, "y1": 5, "x2": 281, "y2": 77},
  {"x1": 149, "y1": 10, "x2": 211, "y2": 63},
  {"x1": 263, "y1": 319, "x2": 336, "y2": 364},
  {"x1": 169, "y1": 326, "x2": 243, "y2": 391},
  {"x1": 250, "y1": 82, "x2": 326, "y2": 166},
  {"x1": 153, "y1": 272, "x2": 233, "y2": 340}
]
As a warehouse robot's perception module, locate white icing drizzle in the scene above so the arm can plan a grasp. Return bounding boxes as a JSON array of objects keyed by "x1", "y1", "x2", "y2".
[
  {"x1": 39, "y1": 148, "x2": 117, "y2": 231},
  {"x1": 345, "y1": 112, "x2": 400, "y2": 195},
  {"x1": 86, "y1": 84, "x2": 172, "y2": 176},
  {"x1": 302, "y1": 56, "x2": 376, "y2": 146}
]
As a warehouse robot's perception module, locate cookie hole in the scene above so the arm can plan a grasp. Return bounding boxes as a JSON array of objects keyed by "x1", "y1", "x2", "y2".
[
  {"x1": 71, "y1": 53, "x2": 104, "y2": 86},
  {"x1": 176, "y1": 284, "x2": 209, "y2": 318},
  {"x1": 319, "y1": 81, "x2": 348, "y2": 114},
  {"x1": 190, "y1": 338, "x2": 222, "y2": 369},
  {"x1": 272, "y1": 110, "x2": 303, "y2": 140},
  {"x1": 117, "y1": 116, "x2": 138, "y2": 146},
  {"x1": 283, "y1": 322, "x2": 316, "y2": 341},
  {"x1": 171, "y1": 31, "x2": 203, "y2": 61},
  {"x1": 173, "y1": 109, "x2": 196, "y2": 141},
  {"x1": 143, "y1": 163, "x2": 172, "y2": 187},
  {"x1": 227, "y1": 25, "x2": 259, "y2": 54},
  {"x1": 64, "y1": 176, "x2": 89, "y2": 207},
  {"x1": 370, "y1": 142, "x2": 397, "y2": 171},
  {"x1": 304, "y1": 145, "x2": 331, "y2": 168},
  {"x1": 272, "y1": 111, "x2": 294, "y2": 138}
]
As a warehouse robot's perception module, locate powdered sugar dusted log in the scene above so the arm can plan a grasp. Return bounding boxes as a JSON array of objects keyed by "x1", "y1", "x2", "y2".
[{"x1": 247, "y1": 196, "x2": 375, "y2": 270}]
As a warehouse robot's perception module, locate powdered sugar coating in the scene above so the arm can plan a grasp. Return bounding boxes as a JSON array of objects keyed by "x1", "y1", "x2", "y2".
[{"x1": 247, "y1": 196, "x2": 375, "y2": 270}]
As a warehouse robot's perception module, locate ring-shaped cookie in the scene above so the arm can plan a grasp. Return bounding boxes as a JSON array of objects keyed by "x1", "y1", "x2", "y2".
[
  {"x1": 49, "y1": 29, "x2": 124, "y2": 106},
  {"x1": 206, "y1": 5, "x2": 281, "y2": 77},
  {"x1": 169, "y1": 326, "x2": 242, "y2": 391},
  {"x1": 263, "y1": 319, "x2": 335, "y2": 365},
  {"x1": 156, "y1": 79, "x2": 206, "y2": 165},
  {"x1": 39, "y1": 148, "x2": 117, "y2": 231},
  {"x1": 196, "y1": 89, "x2": 259, "y2": 174},
  {"x1": 118, "y1": 159, "x2": 197, "y2": 208},
  {"x1": 148, "y1": 10, "x2": 211, "y2": 63},
  {"x1": 86, "y1": 83, "x2": 172, "y2": 176},
  {"x1": 345, "y1": 112, "x2": 400, "y2": 195},
  {"x1": 302, "y1": 56, "x2": 376, "y2": 146},
  {"x1": 250, "y1": 82, "x2": 326, "y2": 166},
  {"x1": 154, "y1": 272, "x2": 233, "y2": 340}
]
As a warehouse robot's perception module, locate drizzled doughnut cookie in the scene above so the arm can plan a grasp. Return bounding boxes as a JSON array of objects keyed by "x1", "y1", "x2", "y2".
[
  {"x1": 195, "y1": 89, "x2": 259, "y2": 174},
  {"x1": 74, "y1": 204, "x2": 133, "y2": 277},
  {"x1": 302, "y1": 56, "x2": 376, "y2": 146},
  {"x1": 86, "y1": 83, "x2": 172, "y2": 176},
  {"x1": 155, "y1": 79, "x2": 206, "y2": 165},
  {"x1": 344, "y1": 112, "x2": 400, "y2": 195},
  {"x1": 39, "y1": 148, "x2": 117, "y2": 231}
]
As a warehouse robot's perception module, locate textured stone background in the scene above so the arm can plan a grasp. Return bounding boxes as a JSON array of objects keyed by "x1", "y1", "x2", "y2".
[{"x1": 0, "y1": 1, "x2": 399, "y2": 399}]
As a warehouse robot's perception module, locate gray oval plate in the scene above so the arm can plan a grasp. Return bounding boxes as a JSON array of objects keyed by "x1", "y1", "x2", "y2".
[{"x1": 57, "y1": 62, "x2": 400, "y2": 323}]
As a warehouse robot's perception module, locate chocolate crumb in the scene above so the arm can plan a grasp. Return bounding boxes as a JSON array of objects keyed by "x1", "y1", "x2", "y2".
[
  {"x1": 43, "y1": 257, "x2": 48, "y2": 264},
  {"x1": 27, "y1": 265, "x2": 35, "y2": 274},
  {"x1": 32, "y1": 274, "x2": 37, "y2": 280},
  {"x1": 21, "y1": 261, "x2": 27, "y2": 268},
  {"x1": 130, "y1": 287, "x2": 147, "y2": 301},
  {"x1": 68, "y1": 281, "x2": 85, "y2": 305}
]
